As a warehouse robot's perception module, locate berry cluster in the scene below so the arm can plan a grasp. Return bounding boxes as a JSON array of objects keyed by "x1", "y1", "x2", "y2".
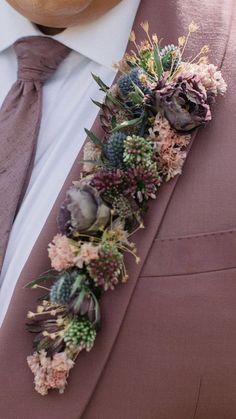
[{"x1": 64, "y1": 319, "x2": 97, "y2": 352}]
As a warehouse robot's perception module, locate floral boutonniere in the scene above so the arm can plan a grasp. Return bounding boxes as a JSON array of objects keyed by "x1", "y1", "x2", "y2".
[{"x1": 25, "y1": 22, "x2": 226, "y2": 395}]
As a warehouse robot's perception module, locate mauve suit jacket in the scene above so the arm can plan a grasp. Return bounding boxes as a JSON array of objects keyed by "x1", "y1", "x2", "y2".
[{"x1": 0, "y1": 0, "x2": 235, "y2": 418}]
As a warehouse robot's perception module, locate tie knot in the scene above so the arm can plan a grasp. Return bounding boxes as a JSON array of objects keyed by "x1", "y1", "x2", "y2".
[{"x1": 14, "y1": 36, "x2": 71, "y2": 83}]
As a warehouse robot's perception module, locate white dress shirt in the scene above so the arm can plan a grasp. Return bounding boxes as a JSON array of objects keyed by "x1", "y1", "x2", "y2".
[{"x1": 0, "y1": 0, "x2": 140, "y2": 326}]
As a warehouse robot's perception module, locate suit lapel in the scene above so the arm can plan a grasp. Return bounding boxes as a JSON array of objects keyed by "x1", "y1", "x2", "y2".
[{"x1": 0, "y1": 1, "x2": 232, "y2": 418}]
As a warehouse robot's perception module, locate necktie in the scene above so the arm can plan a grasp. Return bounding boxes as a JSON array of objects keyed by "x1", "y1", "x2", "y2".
[{"x1": 0, "y1": 36, "x2": 71, "y2": 272}]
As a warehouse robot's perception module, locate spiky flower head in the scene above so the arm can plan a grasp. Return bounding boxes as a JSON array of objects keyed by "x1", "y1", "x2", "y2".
[
  {"x1": 64, "y1": 319, "x2": 96, "y2": 352},
  {"x1": 160, "y1": 44, "x2": 181, "y2": 71},
  {"x1": 124, "y1": 166, "x2": 161, "y2": 202},
  {"x1": 88, "y1": 243, "x2": 123, "y2": 291},
  {"x1": 118, "y1": 67, "x2": 151, "y2": 97},
  {"x1": 104, "y1": 132, "x2": 126, "y2": 169},
  {"x1": 123, "y1": 135, "x2": 153, "y2": 167},
  {"x1": 90, "y1": 169, "x2": 124, "y2": 196},
  {"x1": 50, "y1": 269, "x2": 81, "y2": 305}
]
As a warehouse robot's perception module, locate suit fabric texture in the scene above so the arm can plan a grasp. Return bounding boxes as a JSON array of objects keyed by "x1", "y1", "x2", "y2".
[{"x1": 0, "y1": 0, "x2": 235, "y2": 418}]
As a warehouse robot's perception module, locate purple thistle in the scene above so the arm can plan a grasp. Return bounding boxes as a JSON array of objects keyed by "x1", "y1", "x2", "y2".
[
  {"x1": 124, "y1": 166, "x2": 161, "y2": 202},
  {"x1": 88, "y1": 244, "x2": 123, "y2": 291},
  {"x1": 90, "y1": 169, "x2": 125, "y2": 194}
]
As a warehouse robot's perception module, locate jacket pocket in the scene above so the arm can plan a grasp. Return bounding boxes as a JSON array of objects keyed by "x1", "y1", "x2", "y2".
[{"x1": 140, "y1": 229, "x2": 236, "y2": 277}]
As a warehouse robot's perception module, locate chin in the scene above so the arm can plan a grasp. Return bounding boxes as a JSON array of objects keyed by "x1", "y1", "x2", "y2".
[{"x1": 6, "y1": 0, "x2": 94, "y2": 27}]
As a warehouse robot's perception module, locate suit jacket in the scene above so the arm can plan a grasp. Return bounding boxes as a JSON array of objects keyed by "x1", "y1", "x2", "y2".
[{"x1": 0, "y1": 1, "x2": 235, "y2": 418}]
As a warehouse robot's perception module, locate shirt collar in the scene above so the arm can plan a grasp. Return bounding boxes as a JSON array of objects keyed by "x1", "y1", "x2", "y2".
[{"x1": 0, "y1": 0, "x2": 140, "y2": 69}]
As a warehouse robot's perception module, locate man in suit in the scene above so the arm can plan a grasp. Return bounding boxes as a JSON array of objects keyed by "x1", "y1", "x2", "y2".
[
  {"x1": 0, "y1": 0, "x2": 235, "y2": 418},
  {"x1": 0, "y1": 0, "x2": 139, "y2": 322}
]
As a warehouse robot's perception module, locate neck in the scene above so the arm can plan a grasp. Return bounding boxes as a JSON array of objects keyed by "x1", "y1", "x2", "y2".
[{"x1": 36, "y1": 25, "x2": 66, "y2": 35}]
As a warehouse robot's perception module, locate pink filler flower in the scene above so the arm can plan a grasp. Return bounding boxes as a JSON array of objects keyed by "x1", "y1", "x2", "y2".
[{"x1": 27, "y1": 351, "x2": 74, "y2": 396}]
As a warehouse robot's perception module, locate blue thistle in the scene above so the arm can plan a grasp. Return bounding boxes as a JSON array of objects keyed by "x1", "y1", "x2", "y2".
[
  {"x1": 104, "y1": 132, "x2": 126, "y2": 168},
  {"x1": 160, "y1": 44, "x2": 181, "y2": 71},
  {"x1": 118, "y1": 68, "x2": 151, "y2": 96},
  {"x1": 50, "y1": 269, "x2": 80, "y2": 305}
]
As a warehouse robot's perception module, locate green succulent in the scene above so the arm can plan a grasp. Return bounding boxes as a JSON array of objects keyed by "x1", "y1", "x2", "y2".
[
  {"x1": 64, "y1": 318, "x2": 97, "y2": 352},
  {"x1": 123, "y1": 135, "x2": 153, "y2": 167}
]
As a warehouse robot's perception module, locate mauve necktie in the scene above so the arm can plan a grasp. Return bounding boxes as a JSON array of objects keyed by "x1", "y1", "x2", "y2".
[{"x1": 0, "y1": 36, "x2": 71, "y2": 272}]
